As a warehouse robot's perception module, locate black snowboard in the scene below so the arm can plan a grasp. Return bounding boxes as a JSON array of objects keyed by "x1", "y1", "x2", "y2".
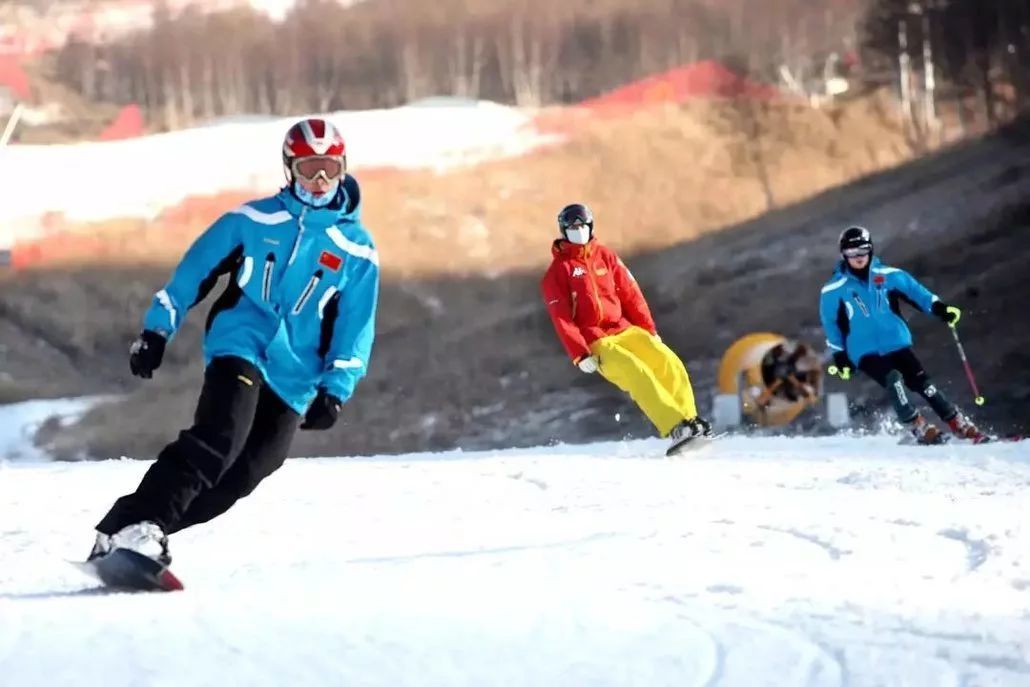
[
  {"x1": 73, "y1": 548, "x2": 184, "y2": 592},
  {"x1": 666, "y1": 433, "x2": 723, "y2": 457}
]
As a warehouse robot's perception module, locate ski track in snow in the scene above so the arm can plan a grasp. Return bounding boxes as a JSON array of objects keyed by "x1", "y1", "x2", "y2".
[{"x1": 1, "y1": 435, "x2": 1030, "y2": 686}]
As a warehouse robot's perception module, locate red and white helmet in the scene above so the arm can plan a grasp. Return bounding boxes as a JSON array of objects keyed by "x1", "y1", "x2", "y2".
[{"x1": 282, "y1": 118, "x2": 347, "y2": 183}]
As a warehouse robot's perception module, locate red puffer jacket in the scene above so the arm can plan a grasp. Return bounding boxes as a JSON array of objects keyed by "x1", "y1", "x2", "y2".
[{"x1": 540, "y1": 238, "x2": 656, "y2": 363}]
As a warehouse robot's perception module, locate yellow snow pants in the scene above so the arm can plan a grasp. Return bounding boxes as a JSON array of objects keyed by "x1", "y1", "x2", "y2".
[{"x1": 590, "y1": 326, "x2": 698, "y2": 437}]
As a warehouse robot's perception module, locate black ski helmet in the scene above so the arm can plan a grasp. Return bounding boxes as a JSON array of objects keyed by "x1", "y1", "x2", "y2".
[
  {"x1": 557, "y1": 203, "x2": 594, "y2": 242},
  {"x1": 839, "y1": 225, "x2": 873, "y2": 256}
]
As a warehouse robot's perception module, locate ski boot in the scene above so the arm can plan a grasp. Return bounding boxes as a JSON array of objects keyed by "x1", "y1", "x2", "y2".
[
  {"x1": 88, "y1": 532, "x2": 112, "y2": 561},
  {"x1": 689, "y1": 416, "x2": 713, "y2": 438},
  {"x1": 667, "y1": 416, "x2": 714, "y2": 455},
  {"x1": 90, "y1": 521, "x2": 172, "y2": 566},
  {"x1": 946, "y1": 412, "x2": 989, "y2": 443},
  {"x1": 670, "y1": 416, "x2": 713, "y2": 440},
  {"x1": 908, "y1": 414, "x2": 947, "y2": 445}
]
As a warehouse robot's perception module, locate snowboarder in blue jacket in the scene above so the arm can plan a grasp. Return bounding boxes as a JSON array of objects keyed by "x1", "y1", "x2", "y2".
[
  {"x1": 819, "y1": 226, "x2": 985, "y2": 444},
  {"x1": 90, "y1": 118, "x2": 379, "y2": 564}
]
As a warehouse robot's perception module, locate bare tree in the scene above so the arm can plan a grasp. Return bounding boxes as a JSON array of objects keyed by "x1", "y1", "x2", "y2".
[
  {"x1": 863, "y1": 0, "x2": 1030, "y2": 137},
  {"x1": 64, "y1": 0, "x2": 1030, "y2": 131},
  {"x1": 448, "y1": 28, "x2": 485, "y2": 99}
]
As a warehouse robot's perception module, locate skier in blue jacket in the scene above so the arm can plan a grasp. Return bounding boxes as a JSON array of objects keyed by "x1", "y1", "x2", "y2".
[
  {"x1": 819, "y1": 226, "x2": 985, "y2": 444},
  {"x1": 89, "y1": 118, "x2": 379, "y2": 564}
]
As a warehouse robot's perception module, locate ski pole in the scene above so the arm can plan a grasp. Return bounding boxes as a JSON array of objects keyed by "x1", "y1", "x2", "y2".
[
  {"x1": 948, "y1": 324, "x2": 985, "y2": 406},
  {"x1": 0, "y1": 102, "x2": 24, "y2": 148}
]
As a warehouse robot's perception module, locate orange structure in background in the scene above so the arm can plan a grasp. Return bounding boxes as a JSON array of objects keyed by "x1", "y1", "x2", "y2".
[
  {"x1": 579, "y1": 60, "x2": 780, "y2": 111},
  {"x1": 536, "y1": 59, "x2": 782, "y2": 135},
  {"x1": 717, "y1": 333, "x2": 823, "y2": 427},
  {"x1": 99, "y1": 104, "x2": 145, "y2": 140},
  {"x1": 0, "y1": 55, "x2": 31, "y2": 100}
]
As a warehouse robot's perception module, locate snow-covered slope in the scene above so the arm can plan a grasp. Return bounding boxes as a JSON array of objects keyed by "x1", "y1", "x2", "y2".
[
  {"x1": 1, "y1": 436, "x2": 1029, "y2": 686},
  {"x1": 0, "y1": 100, "x2": 557, "y2": 244},
  {"x1": 0, "y1": 397, "x2": 105, "y2": 462}
]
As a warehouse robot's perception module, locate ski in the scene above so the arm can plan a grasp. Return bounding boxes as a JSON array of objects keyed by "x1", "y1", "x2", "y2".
[
  {"x1": 898, "y1": 434, "x2": 1025, "y2": 446},
  {"x1": 980, "y1": 434, "x2": 1027, "y2": 444}
]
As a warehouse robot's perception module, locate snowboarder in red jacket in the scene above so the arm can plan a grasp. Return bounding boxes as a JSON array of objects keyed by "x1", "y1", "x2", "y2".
[{"x1": 540, "y1": 203, "x2": 712, "y2": 453}]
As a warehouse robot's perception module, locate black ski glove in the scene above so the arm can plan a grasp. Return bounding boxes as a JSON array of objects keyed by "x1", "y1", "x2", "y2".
[
  {"x1": 827, "y1": 351, "x2": 853, "y2": 381},
  {"x1": 931, "y1": 300, "x2": 962, "y2": 326},
  {"x1": 129, "y1": 330, "x2": 167, "y2": 379},
  {"x1": 301, "y1": 387, "x2": 343, "y2": 430}
]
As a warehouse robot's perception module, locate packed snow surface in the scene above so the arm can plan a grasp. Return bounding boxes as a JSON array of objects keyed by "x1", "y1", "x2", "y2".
[{"x1": 1, "y1": 434, "x2": 1029, "y2": 686}]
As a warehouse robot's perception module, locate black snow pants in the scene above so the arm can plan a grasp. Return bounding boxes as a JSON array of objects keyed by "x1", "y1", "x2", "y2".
[
  {"x1": 96, "y1": 356, "x2": 300, "y2": 536},
  {"x1": 857, "y1": 347, "x2": 957, "y2": 425}
]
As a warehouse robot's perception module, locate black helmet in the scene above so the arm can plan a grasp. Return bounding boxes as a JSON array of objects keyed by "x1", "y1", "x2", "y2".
[
  {"x1": 557, "y1": 203, "x2": 594, "y2": 243},
  {"x1": 839, "y1": 225, "x2": 873, "y2": 256}
]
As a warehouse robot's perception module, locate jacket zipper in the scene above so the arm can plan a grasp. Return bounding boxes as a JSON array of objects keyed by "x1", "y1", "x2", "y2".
[
  {"x1": 286, "y1": 207, "x2": 308, "y2": 267},
  {"x1": 850, "y1": 273, "x2": 885, "y2": 354},
  {"x1": 292, "y1": 269, "x2": 323, "y2": 315},
  {"x1": 261, "y1": 252, "x2": 276, "y2": 302},
  {"x1": 585, "y1": 251, "x2": 603, "y2": 326}
]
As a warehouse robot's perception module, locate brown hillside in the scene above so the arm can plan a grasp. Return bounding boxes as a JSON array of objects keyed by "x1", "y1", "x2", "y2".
[
  {"x1": 16, "y1": 90, "x2": 913, "y2": 275},
  {"x1": 3, "y1": 117, "x2": 1029, "y2": 460}
]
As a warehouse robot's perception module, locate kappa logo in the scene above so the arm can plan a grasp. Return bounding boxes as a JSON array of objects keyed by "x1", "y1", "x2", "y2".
[{"x1": 571, "y1": 266, "x2": 587, "y2": 278}]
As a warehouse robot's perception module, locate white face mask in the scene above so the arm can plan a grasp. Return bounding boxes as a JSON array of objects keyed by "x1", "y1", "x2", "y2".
[{"x1": 565, "y1": 226, "x2": 591, "y2": 245}]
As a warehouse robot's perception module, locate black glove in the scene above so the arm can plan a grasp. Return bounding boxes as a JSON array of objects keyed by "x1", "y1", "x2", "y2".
[
  {"x1": 828, "y1": 351, "x2": 853, "y2": 381},
  {"x1": 301, "y1": 387, "x2": 343, "y2": 430},
  {"x1": 931, "y1": 300, "x2": 962, "y2": 326},
  {"x1": 129, "y1": 330, "x2": 167, "y2": 379}
]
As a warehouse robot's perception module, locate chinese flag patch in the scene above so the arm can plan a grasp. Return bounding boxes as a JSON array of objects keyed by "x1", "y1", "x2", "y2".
[
  {"x1": 319, "y1": 250, "x2": 343, "y2": 271},
  {"x1": 873, "y1": 275, "x2": 885, "y2": 285}
]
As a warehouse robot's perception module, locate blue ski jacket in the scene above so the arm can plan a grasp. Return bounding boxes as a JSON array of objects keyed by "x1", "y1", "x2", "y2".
[
  {"x1": 818, "y1": 257, "x2": 939, "y2": 365},
  {"x1": 142, "y1": 175, "x2": 379, "y2": 414}
]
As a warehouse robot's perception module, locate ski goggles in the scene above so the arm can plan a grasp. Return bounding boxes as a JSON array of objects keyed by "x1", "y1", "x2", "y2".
[
  {"x1": 292, "y1": 155, "x2": 345, "y2": 182},
  {"x1": 842, "y1": 246, "x2": 872, "y2": 258},
  {"x1": 559, "y1": 213, "x2": 594, "y2": 231}
]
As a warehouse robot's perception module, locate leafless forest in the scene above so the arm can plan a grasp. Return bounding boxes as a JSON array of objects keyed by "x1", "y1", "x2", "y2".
[{"x1": 51, "y1": 0, "x2": 1030, "y2": 133}]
